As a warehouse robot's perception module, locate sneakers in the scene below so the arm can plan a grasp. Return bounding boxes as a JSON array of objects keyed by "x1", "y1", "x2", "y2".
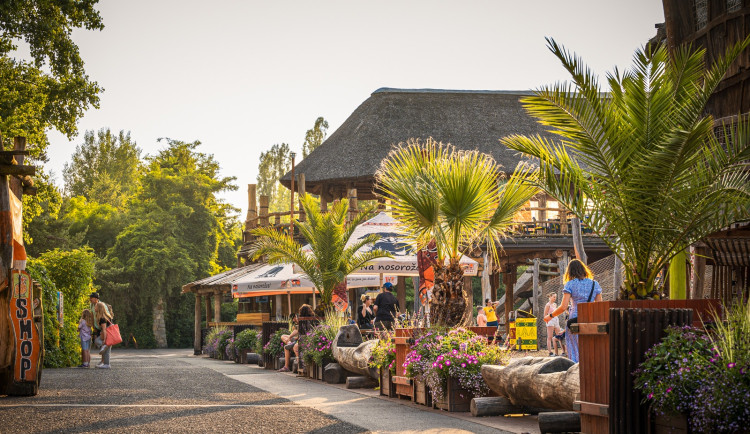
[
  {"x1": 98, "y1": 345, "x2": 108, "y2": 355},
  {"x1": 548, "y1": 352, "x2": 554, "y2": 357},
  {"x1": 95, "y1": 364, "x2": 111, "y2": 369},
  {"x1": 76, "y1": 364, "x2": 88, "y2": 368}
]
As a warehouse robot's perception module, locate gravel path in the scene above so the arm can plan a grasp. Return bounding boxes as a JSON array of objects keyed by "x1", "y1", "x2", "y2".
[{"x1": 0, "y1": 350, "x2": 366, "y2": 433}]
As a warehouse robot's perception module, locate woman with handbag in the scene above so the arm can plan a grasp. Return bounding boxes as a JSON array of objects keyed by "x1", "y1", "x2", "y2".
[
  {"x1": 543, "y1": 259, "x2": 602, "y2": 363},
  {"x1": 94, "y1": 302, "x2": 114, "y2": 369}
]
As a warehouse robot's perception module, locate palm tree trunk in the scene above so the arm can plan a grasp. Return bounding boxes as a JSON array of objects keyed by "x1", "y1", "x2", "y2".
[
  {"x1": 152, "y1": 296, "x2": 168, "y2": 348},
  {"x1": 429, "y1": 259, "x2": 471, "y2": 327}
]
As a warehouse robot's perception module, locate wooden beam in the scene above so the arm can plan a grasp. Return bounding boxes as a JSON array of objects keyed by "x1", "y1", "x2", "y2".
[{"x1": 0, "y1": 164, "x2": 35, "y2": 177}]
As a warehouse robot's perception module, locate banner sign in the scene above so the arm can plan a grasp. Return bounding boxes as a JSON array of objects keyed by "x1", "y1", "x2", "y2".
[
  {"x1": 417, "y1": 241, "x2": 438, "y2": 306},
  {"x1": 10, "y1": 269, "x2": 41, "y2": 383},
  {"x1": 514, "y1": 317, "x2": 538, "y2": 350},
  {"x1": 332, "y1": 281, "x2": 348, "y2": 312}
]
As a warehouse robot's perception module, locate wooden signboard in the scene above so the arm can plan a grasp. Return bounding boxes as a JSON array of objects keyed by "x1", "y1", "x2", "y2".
[
  {"x1": 514, "y1": 317, "x2": 538, "y2": 350},
  {"x1": 10, "y1": 269, "x2": 41, "y2": 383}
]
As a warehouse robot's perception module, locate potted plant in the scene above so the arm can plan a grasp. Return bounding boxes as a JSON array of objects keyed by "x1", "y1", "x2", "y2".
[
  {"x1": 369, "y1": 333, "x2": 396, "y2": 398},
  {"x1": 635, "y1": 302, "x2": 750, "y2": 434},
  {"x1": 203, "y1": 326, "x2": 229, "y2": 359},
  {"x1": 263, "y1": 328, "x2": 289, "y2": 370},
  {"x1": 216, "y1": 329, "x2": 233, "y2": 361},
  {"x1": 298, "y1": 325, "x2": 334, "y2": 380},
  {"x1": 234, "y1": 329, "x2": 261, "y2": 364}
]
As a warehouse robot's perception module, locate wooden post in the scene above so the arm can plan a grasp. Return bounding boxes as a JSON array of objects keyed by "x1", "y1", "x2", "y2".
[
  {"x1": 194, "y1": 294, "x2": 202, "y2": 355},
  {"x1": 348, "y1": 187, "x2": 358, "y2": 222},
  {"x1": 297, "y1": 173, "x2": 306, "y2": 222},
  {"x1": 490, "y1": 272, "x2": 499, "y2": 302},
  {"x1": 464, "y1": 275, "x2": 473, "y2": 322},
  {"x1": 213, "y1": 291, "x2": 222, "y2": 323},
  {"x1": 397, "y1": 276, "x2": 406, "y2": 314},
  {"x1": 561, "y1": 206, "x2": 569, "y2": 234},
  {"x1": 538, "y1": 194, "x2": 547, "y2": 226},
  {"x1": 571, "y1": 217, "x2": 587, "y2": 264},
  {"x1": 205, "y1": 295, "x2": 212, "y2": 323},
  {"x1": 320, "y1": 183, "x2": 328, "y2": 212},
  {"x1": 245, "y1": 184, "x2": 257, "y2": 231},
  {"x1": 289, "y1": 152, "x2": 296, "y2": 236},
  {"x1": 275, "y1": 294, "x2": 282, "y2": 320},
  {"x1": 412, "y1": 276, "x2": 420, "y2": 315},
  {"x1": 259, "y1": 195, "x2": 269, "y2": 227},
  {"x1": 691, "y1": 245, "x2": 707, "y2": 299},
  {"x1": 503, "y1": 264, "x2": 517, "y2": 335},
  {"x1": 532, "y1": 258, "x2": 541, "y2": 319},
  {"x1": 613, "y1": 255, "x2": 623, "y2": 297},
  {"x1": 287, "y1": 291, "x2": 292, "y2": 316}
]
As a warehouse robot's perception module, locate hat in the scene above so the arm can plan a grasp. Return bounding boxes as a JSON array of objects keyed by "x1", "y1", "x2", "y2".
[
  {"x1": 90, "y1": 292, "x2": 100, "y2": 299},
  {"x1": 383, "y1": 282, "x2": 393, "y2": 290}
]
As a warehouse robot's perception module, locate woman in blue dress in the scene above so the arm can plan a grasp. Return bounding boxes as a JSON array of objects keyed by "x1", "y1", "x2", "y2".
[{"x1": 543, "y1": 259, "x2": 602, "y2": 363}]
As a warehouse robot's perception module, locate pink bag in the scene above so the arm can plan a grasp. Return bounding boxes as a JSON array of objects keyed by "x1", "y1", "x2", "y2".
[{"x1": 104, "y1": 323, "x2": 123, "y2": 346}]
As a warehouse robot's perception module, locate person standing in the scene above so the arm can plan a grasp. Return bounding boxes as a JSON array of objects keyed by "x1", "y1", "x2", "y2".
[
  {"x1": 77, "y1": 309, "x2": 94, "y2": 368},
  {"x1": 94, "y1": 302, "x2": 113, "y2": 369},
  {"x1": 544, "y1": 292, "x2": 560, "y2": 356},
  {"x1": 483, "y1": 299, "x2": 500, "y2": 327},
  {"x1": 373, "y1": 282, "x2": 398, "y2": 330},
  {"x1": 543, "y1": 259, "x2": 602, "y2": 363}
]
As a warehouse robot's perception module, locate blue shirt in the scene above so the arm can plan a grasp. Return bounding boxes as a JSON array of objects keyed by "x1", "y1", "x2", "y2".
[{"x1": 563, "y1": 278, "x2": 602, "y2": 318}]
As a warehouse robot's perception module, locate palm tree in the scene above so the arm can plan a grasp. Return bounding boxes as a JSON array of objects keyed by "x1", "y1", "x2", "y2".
[
  {"x1": 375, "y1": 138, "x2": 538, "y2": 326},
  {"x1": 502, "y1": 37, "x2": 750, "y2": 300},
  {"x1": 248, "y1": 193, "x2": 391, "y2": 311}
]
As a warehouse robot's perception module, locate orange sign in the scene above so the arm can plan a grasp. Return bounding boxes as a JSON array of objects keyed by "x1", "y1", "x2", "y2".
[{"x1": 10, "y1": 269, "x2": 40, "y2": 383}]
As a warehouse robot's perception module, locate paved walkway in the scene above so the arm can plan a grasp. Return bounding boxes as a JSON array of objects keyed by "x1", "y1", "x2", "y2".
[{"x1": 0, "y1": 349, "x2": 540, "y2": 433}]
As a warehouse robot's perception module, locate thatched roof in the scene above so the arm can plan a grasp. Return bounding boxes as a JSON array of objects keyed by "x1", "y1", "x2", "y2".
[{"x1": 280, "y1": 88, "x2": 557, "y2": 199}]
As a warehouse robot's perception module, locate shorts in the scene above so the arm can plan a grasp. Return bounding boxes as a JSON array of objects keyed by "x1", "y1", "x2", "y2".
[
  {"x1": 81, "y1": 338, "x2": 91, "y2": 351},
  {"x1": 487, "y1": 321, "x2": 498, "y2": 327},
  {"x1": 546, "y1": 316, "x2": 560, "y2": 329}
]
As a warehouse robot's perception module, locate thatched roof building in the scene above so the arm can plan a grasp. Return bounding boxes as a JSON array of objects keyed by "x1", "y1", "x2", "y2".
[{"x1": 280, "y1": 88, "x2": 558, "y2": 201}]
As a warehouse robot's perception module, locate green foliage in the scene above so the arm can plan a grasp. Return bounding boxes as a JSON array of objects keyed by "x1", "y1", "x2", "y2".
[
  {"x1": 63, "y1": 129, "x2": 143, "y2": 209},
  {"x1": 257, "y1": 143, "x2": 291, "y2": 213},
  {"x1": 298, "y1": 325, "x2": 333, "y2": 365},
  {"x1": 501, "y1": 37, "x2": 750, "y2": 299},
  {"x1": 263, "y1": 328, "x2": 289, "y2": 358},
  {"x1": 0, "y1": 1, "x2": 103, "y2": 156},
  {"x1": 28, "y1": 248, "x2": 96, "y2": 368},
  {"x1": 234, "y1": 329, "x2": 261, "y2": 351},
  {"x1": 302, "y1": 117, "x2": 328, "y2": 158},
  {"x1": 369, "y1": 333, "x2": 396, "y2": 373},
  {"x1": 66, "y1": 196, "x2": 126, "y2": 256},
  {"x1": 249, "y1": 194, "x2": 390, "y2": 307}
]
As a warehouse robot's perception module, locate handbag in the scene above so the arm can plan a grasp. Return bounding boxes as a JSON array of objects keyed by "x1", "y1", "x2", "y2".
[
  {"x1": 566, "y1": 280, "x2": 596, "y2": 329},
  {"x1": 104, "y1": 323, "x2": 123, "y2": 346}
]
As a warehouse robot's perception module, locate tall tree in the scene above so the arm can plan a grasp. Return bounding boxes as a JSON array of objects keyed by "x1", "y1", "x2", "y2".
[
  {"x1": 63, "y1": 128, "x2": 143, "y2": 208},
  {"x1": 0, "y1": 0, "x2": 103, "y2": 157},
  {"x1": 502, "y1": 37, "x2": 750, "y2": 299},
  {"x1": 257, "y1": 143, "x2": 290, "y2": 213},
  {"x1": 302, "y1": 116, "x2": 328, "y2": 158},
  {"x1": 107, "y1": 139, "x2": 238, "y2": 347}
]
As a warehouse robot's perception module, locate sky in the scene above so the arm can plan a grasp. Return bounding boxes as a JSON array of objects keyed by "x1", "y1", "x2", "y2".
[{"x1": 45, "y1": 0, "x2": 665, "y2": 219}]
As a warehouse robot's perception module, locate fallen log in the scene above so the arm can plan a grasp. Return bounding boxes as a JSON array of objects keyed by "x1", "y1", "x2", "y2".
[
  {"x1": 471, "y1": 396, "x2": 524, "y2": 417},
  {"x1": 538, "y1": 411, "x2": 581, "y2": 433},
  {"x1": 323, "y1": 362, "x2": 353, "y2": 384},
  {"x1": 481, "y1": 357, "x2": 580, "y2": 410},
  {"x1": 331, "y1": 325, "x2": 378, "y2": 379},
  {"x1": 345, "y1": 376, "x2": 377, "y2": 389}
]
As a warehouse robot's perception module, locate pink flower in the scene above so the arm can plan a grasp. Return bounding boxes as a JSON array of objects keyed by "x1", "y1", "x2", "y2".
[{"x1": 728, "y1": 362, "x2": 736, "y2": 369}]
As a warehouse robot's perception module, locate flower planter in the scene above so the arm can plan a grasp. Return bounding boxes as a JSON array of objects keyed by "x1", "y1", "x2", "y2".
[
  {"x1": 238, "y1": 350, "x2": 260, "y2": 364},
  {"x1": 650, "y1": 411, "x2": 690, "y2": 434},
  {"x1": 380, "y1": 367, "x2": 396, "y2": 398},
  {"x1": 306, "y1": 361, "x2": 317, "y2": 379},
  {"x1": 412, "y1": 379, "x2": 431, "y2": 407},
  {"x1": 575, "y1": 299, "x2": 720, "y2": 434},
  {"x1": 433, "y1": 377, "x2": 472, "y2": 412}
]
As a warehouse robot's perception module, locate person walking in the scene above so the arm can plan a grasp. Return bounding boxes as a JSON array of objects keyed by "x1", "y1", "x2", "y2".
[
  {"x1": 543, "y1": 259, "x2": 602, "y2": 363},
  {"x1": 94, "y1": 302, "x2": 114, "y2": 369},
  {"x1": 544, "y1": 292, "x2": 560, "y2": 356},
  {"x1": 373, "y1": 282, "x2": 398, "y2": 330},
  {"x1": 77, "y1": 309, "x2": 94, "y2": 368},
  {"x1": 483, "y1": 298, "x2": 500, "y2": 327}
]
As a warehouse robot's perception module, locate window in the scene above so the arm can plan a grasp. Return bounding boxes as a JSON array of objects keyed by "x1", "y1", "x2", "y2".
[{"x1": 693, "y1": 0, "x2": 708, "y2": 31}]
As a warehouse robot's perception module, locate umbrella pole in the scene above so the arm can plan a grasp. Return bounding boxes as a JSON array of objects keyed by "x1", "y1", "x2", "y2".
[
  {"x1": 312, "y1": 288, "x2": 316, "y2": 309},
  {"x1": 287, "y1": 291, "x2": 292, "y2": 316},
  {"x1": 379, "y1": 273, "x2": 383, "y2": 287}
]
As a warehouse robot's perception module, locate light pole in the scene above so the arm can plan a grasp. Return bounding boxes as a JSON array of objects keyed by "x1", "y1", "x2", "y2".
[{"x1": 289, "y1": 151, "x2": 296, "y2": 236}]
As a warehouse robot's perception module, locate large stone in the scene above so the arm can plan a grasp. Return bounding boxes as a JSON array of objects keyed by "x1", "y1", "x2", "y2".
[
  {"x1": 481, "y1": 357, "x2": 580, "y2": 411},
  {"x1": 331, "y1": 325, "x2": 378, "y2": 379}
]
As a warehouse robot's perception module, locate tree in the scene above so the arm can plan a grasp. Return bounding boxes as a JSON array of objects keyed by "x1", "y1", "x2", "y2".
[
  {"x1": 501, "y1": 38, "x2": 750, "y2": 300},
  {"x1": 257, "y1": 143, "x2": 291, "y2": 213},
  {"x1": 63, "y1": 128, "x2": 143, "y2": 208},
  {"x1": 0, "y1": 1, "x2": 103, "y2": 157},
  {"x1": 107, "y1": 139, "x2": 238, "y2": 347},
  {"x1": 302, "y1": 116, "x2": 329, "y2": 158},
  {"x1": 249, "y1": 194, "x2": 390, "y2": 310},
  {"x1": 375, "y1": 138, "x2": 538, "y2": 326}
]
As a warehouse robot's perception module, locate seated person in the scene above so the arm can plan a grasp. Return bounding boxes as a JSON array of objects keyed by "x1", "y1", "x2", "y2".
[{"x1": 358, "y1": 295, "x2": 374, "y2": 329}]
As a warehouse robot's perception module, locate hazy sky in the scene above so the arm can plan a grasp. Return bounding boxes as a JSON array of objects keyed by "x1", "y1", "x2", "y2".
[{"x1": 45, "y1": 0, "x2": 665, "y2": 218}]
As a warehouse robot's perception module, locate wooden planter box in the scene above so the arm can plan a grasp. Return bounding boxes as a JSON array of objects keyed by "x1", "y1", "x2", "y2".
[
  {"x1": 380, "y1": 367, "x2": 396, "y2": 398},
  {"x1": 650, "y1": 412, "x2": 690, "y2": 434},
  {"x1": 433, "y1": 377, "x2": 472, "y2": 412},
  {"x1": 306, "y1": 361, "x2": 317, "y2": 379},
  {"x1": 238, "y1": 350, "x2": 260, "y2": 364},
  {"x1": 413, "y1": 379, "x2": 431, "y2": 406},
  {"x1": 575, "y1": 299, "x2": 720, "y2": 434}
]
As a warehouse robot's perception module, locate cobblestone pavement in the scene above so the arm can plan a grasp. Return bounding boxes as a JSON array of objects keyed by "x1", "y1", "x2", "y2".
[{"x1": 0, "y1": 350, "x2": 366, "y2": 433}]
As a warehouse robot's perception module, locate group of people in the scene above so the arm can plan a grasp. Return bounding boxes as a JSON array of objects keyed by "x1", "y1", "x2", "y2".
[
  {"x1": 77, "y1": 292, "x2": 115, "y2": 369},
  {"x1": 357, "y1": 281, "x2": 398, "y2": 330},
  {"x1": 476, "y1": 259, "x2": 601, "y2": 363}
]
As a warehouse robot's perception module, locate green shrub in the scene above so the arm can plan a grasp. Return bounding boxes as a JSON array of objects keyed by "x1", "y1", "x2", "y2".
[{"x1": 234, "y1": 329, "x2": 260, "y2": 352}]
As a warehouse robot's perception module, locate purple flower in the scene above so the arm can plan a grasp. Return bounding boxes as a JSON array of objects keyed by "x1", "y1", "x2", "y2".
[{"x1": 728, "y1": 362, "x2": 736, "y2": 369}]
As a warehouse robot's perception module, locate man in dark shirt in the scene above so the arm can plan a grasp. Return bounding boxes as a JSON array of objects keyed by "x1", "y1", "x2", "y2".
[{"x1": 373, "y1": 282, "x2": 398, "y2": 330}]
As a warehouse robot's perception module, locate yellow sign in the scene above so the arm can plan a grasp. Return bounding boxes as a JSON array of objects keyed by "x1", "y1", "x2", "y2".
[{"x1": 514, "y1": 317, "x2": 538, "y2": 350}]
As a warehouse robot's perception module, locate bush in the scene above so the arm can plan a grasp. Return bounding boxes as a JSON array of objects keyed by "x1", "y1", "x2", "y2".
[
  {"x1": 263, "y1": 328, "x2": 289, "y2": 358},
  {"x1": 234, "y1": 329, "x2": 261, "y2": 353},
  {"x1": 298, "y1": 325, "x2": 333, "y2": 366},
  {"x1": 369, "y1": 332, "x2": 396, "y2": 373}
]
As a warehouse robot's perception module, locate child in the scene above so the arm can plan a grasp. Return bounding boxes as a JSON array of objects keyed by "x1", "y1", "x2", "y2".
[
  {"x1": 553, "y1": 325, "x2": 567, "y2": 357},
  {"x1": 78, "y1": 309, "x2": 94, "y2": 368}
]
